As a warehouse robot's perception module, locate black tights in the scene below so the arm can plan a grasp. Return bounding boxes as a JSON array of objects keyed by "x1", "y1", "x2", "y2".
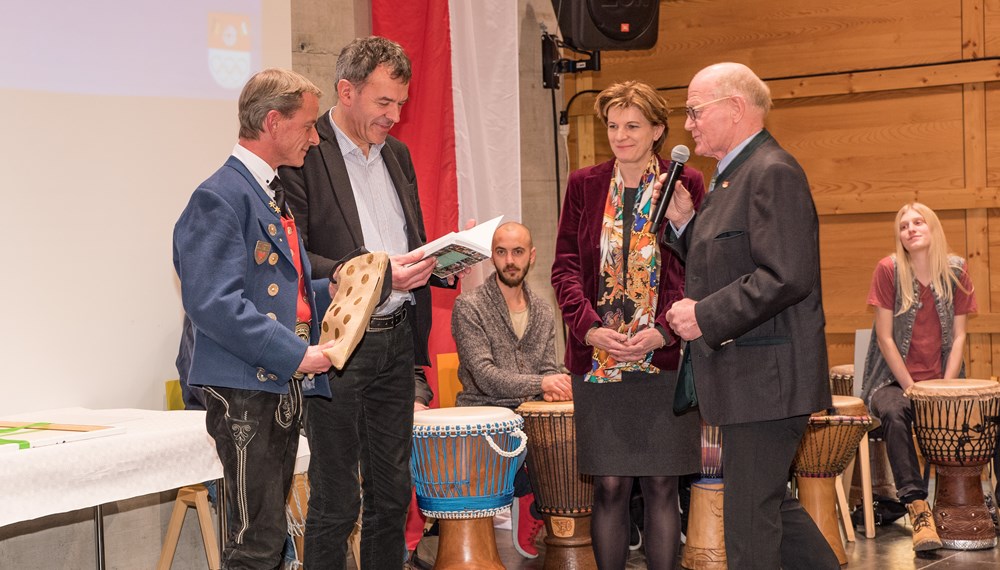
[{"x1": 592, "y1": 475, "x2": 680, "y2": 570}]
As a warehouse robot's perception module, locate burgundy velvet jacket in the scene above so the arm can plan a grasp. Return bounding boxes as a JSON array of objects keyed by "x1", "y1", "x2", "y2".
[{"x1": 551, "y1": 156, "x2": 706, "y2": 375}]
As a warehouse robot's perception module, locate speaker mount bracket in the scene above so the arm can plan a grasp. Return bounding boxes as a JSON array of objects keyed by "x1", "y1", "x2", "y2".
[{"x1": 542, "y1": 31, "x2": 601, "y2": 90}]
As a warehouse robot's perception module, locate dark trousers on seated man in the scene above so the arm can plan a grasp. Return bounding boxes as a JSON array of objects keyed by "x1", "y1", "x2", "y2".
[
  {"x1": 204, "y1": 382, "x2": 303, "y2": 569},
  {"x1": 305, "y1": 316, "x2": 416, "y2": 569}
]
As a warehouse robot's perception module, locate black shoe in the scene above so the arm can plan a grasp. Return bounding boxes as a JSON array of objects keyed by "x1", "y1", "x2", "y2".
[
  {"x1": 423, "y1": 519, "x2": 439, "y2": 537},
  {"x1": 851, "y1": 495, "x2": 907, "y2": 527},
  {"x1": 406, "y1": 550, "x2": 433, "y2": 570}
]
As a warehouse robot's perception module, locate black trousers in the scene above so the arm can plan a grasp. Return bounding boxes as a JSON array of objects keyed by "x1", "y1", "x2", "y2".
[
  {"x1": 721, "y1": 415, "x2": 840, "y2": 570},
  {"x1": 204, "y1": 382, "x2": 302, "y2": 570},
  {"x1": 869, "y1": 383, "x2": 928, "y2": 503},
  {"x1": 304, "y1": 319, "x2": 416, "y2": 570}
]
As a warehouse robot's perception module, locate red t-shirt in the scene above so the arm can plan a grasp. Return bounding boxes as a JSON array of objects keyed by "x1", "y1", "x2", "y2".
[{"x1": 868, "y1": 256, "x2": 977, "y2": 381}]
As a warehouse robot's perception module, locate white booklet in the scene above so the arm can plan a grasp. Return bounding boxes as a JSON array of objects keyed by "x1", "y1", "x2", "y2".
[{"x1": 410, "y1": 215, "x2": 504, "y2": 279}]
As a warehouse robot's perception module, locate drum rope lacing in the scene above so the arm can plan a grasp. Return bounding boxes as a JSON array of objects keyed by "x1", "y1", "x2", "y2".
[
  {"x1": 412, "y1": 420, "x2": 528, "y2": 458},
  {"x1": 411, "y1": 418, "x2": 528, "y2": 519}
]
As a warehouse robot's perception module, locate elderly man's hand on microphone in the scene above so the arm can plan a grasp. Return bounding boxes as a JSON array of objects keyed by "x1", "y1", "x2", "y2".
[{"x1": 664, "y1": 179, "x2": 695, "y2": 227}]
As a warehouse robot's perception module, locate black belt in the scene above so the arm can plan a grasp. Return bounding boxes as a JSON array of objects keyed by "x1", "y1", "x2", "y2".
[{"x1": 368, "y1": 305, "x2": 408, "y2": 332}]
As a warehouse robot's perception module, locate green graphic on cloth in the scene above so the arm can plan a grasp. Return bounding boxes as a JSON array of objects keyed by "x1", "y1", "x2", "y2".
[{"x1": 0, "y1": 422, "x2": 52, "y2": 449}]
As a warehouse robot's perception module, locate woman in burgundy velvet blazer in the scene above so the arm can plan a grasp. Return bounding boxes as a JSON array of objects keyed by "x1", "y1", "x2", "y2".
[
  {"x1": 552, "y1": 157, "x2": 705, "y2": 375},
  {"x1": 550, "y1": 80, "x2": 705, "y2": 568}
]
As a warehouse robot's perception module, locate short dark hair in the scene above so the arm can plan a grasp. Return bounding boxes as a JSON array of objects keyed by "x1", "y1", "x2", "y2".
[{"x1": 335, "y1": 36, "x2": 412, "y2": 88}]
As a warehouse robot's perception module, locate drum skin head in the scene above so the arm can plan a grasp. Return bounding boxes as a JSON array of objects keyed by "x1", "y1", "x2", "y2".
[
  {"x1": 829, "y1": 364, "x2": 854, "y2": 377},
  {"x1": 829, "y1": 395, "x2": 867, "y2": 417},
  {"x1": 413, "y1": 406, "x2": 518, "y2": 426},
  {"x1": 908, "y1": 379, "x2": 1000, "y2": 400},
  {"x1": 516, "y1": 400, "x2": 574, "y2": 414}
]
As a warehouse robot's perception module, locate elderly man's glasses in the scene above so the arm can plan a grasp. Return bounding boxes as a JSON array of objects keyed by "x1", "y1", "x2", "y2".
[{"x1": 684, "y1": 96, "x2": 734, "y2": 122}]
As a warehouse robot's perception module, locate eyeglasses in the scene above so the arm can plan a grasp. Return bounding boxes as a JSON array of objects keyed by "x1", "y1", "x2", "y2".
[{"x1": 684, "y1": 96, "x2": 735, "y2": 122}]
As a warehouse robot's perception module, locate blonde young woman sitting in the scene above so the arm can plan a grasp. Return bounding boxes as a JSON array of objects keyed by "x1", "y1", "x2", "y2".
[{"x1": 860, "y1": 202, "x2": 977, "y2": 552}]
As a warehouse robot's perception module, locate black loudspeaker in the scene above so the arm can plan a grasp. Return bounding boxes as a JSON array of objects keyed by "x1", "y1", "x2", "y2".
[{"x1": 552, "y1": 0, "x2": 659, "y2": 51}]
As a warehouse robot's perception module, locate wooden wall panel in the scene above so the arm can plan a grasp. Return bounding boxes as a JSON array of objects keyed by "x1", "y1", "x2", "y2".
[
  {"x1": 984, "y1": 85, "x2": 1000, "y2": 187},
  {"x1": 591, "y1": 0, "x2": 962, "y2": 94},
  {"x1": 770, "y1": 87, "x2": 966, "y2": 214},
  {"x1": 827, "y1": 333, "x2": 858, "y2": 371},
  {"x1": 984, "y1": 0, "x2": 1000, "y2": 57}
]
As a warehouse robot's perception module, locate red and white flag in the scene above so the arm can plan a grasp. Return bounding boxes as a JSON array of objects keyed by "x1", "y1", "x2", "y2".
[{"x1": 372, "y1": 0, "x2": 521, "y2": 404}]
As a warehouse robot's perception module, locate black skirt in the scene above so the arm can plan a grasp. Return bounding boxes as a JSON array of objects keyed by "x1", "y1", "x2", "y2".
[{"x1": 572, "y1": 368, "x2": 701, "y2": 476}]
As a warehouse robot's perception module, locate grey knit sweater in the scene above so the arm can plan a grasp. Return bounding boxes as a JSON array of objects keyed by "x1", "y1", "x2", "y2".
[{"x1": 452, "y1": 273, "x2": 562, "y2": 407}]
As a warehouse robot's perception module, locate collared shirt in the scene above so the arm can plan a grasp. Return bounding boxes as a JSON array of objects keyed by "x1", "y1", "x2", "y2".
[
  {"x1": 328, "y1": 110, "x2": 412, "y2": 314},
  {"x1": 714, "y1": 129, "x2": 762, "y2": 179},
  {"x1": 231, "y1": 143, "x2": 279, "y2": 198},
  {"x1": 670, "y1": 129, "x2": 763, "y2": 237}
]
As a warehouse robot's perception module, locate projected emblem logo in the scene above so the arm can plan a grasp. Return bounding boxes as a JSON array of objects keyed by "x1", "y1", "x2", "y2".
[{"x1": 208, "y1": 13, "x2": 252, "y2": 90}]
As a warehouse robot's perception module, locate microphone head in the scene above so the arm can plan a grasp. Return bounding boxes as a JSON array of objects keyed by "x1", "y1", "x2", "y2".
[{"x1": 670, "y1": 144, "x2": 691, "y2": 163}]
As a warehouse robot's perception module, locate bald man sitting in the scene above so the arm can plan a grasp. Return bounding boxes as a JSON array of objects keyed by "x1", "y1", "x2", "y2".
[{"x1": 451, "y1": 221, "x2": 571, "y2": 559}]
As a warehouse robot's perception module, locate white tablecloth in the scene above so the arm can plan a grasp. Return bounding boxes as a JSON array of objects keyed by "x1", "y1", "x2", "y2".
[{"x1": 0, "y1": 407, "x2": 224, "y2": 527}]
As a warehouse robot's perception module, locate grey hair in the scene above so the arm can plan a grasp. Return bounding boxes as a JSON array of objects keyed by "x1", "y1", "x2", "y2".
[
  {"x1": 711, "y1": 62, "x2": 772, "y2": 115},
  {"x1": 238, "y1": 68, "x2": 322, "y2": 139}
]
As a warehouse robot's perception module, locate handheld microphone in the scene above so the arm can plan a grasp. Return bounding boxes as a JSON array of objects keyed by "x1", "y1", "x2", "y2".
[{"x1": 650, "y1": 144, "x2": 690, "y2": 234}]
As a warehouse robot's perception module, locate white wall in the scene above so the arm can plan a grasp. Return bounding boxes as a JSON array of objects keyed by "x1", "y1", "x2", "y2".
[{"x1": 0, "y1": 1, "x2": 291, "y2": 416}]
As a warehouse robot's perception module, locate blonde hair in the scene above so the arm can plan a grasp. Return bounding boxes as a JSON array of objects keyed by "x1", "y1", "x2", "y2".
[
  {"x1": 593, "y1": 81, "x2": 669, "y2": 154},
  {"x1": 893, "y1": 202, "x2": 968, "y2": 314}
]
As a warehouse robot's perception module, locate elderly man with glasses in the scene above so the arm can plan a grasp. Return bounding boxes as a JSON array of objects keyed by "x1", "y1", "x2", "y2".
[{"x1": 662, "y1": 62, "x2": 839, "y2": 569}]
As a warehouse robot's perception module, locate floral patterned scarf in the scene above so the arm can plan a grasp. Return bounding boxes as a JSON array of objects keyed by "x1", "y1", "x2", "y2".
[{"x1": 585, "y1": 156, "x2": 661, "y2": 383}]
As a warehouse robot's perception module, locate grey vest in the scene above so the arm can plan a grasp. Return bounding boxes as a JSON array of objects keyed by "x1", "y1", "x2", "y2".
[{"x1": 860, "y1": 255, "x2": 966, "y2": 405}]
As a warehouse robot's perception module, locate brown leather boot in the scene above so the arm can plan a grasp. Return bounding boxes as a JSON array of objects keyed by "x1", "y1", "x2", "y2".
[{"x1": 907, "y1": 499, "x2": 942, "y2": 551}]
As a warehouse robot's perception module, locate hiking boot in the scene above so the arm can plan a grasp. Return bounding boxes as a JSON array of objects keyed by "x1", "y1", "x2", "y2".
[
  {"x1": 907, "y1": 499, "x2": 942, "y2": 552},
  {"x1": 512, "y1": 493, "x2": 544, "y2": 558}
]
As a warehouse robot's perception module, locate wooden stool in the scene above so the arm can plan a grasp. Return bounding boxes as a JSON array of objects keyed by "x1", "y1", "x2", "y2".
[
  {"x1": 285, "y1": 471, "x2": 362, "y2": 567},
  {"x1": 839, "y1": 433, "x2": 875, "y2": 538},
  {"x1": 286, "y1": 473, "x2": 309, "y2": 564},
  {"x1": 157, "y1": 484, "x2": 220, "y2": 570}
]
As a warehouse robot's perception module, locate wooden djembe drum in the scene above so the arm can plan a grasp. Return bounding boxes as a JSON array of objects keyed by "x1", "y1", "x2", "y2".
[
  {"x1": 792, "y1": 396, "x2": 872, "y2": 565},
  {"x1": 909, "y1": 379, "x2": 1000, "y2": 550},
  {"x1": 515, "y1": 400, "x2": 596, "y2": 570},
  {"x1": 681, "y1": 422, "x2": 726, "y2": 570},
  {"x1": 411, "y1": 407, "x2": 528, "y2": 569},
  {"x1": 829, "y1": 364, "x2": 855, "y2": 397}
]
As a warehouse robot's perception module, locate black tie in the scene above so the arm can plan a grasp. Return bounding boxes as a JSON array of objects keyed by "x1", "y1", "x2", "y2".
[{"x1": 269, "y1": 177, "x2": 289, "y2": 218}]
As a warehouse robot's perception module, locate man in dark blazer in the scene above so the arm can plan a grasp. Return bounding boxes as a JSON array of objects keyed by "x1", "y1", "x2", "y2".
[
  {"x1": 281, "y1": 37, "x2": 444, "y2": 569},
  {"x1": 663, "y1": 62, "x2": 839, "y2": 569},
  {"x1": 173, "y1": 68, "x2": 334, "y2": 569}
]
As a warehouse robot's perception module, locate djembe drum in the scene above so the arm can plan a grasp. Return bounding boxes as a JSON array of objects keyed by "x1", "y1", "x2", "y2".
[
  {"x1": 515, "y1": 400, "x2": 596, "y2": 570},
  {"x1": 411, "y1": 407, "x2": 528, "y2": 569},
  {"x1": 681, "y1": 422, "x2": 726, "y2": 570},
  {"x1": 909, "y1": 379, "x2": 1000, "y2": 550},
  {"x1": 829, "y1": 364, "x2": 855, "y2": 397},
  {"x1": 792, "y1": 395, "x2": 872, "y2": 565}
]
